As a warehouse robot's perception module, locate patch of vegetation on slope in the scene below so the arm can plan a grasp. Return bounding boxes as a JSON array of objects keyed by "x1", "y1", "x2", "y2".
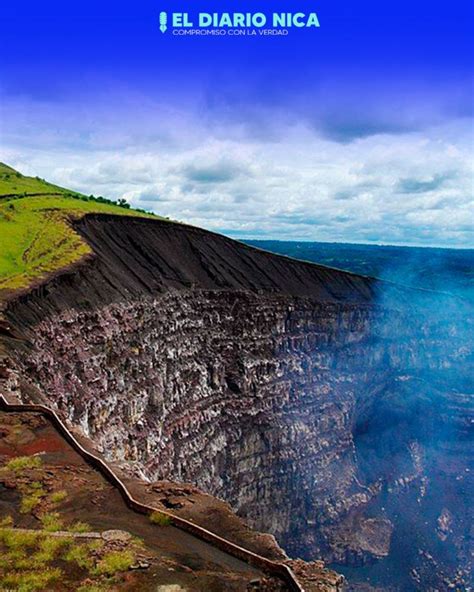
[
  {"x1": 0, "y1": 163, "x2": 162, "y2": 294},
  {"x1": 0, "y1": 411, "x2": 269, "y2": 592},
  {"x1": 0, "y1": 452, "x2": 145, "y2": 592},
  {"x1": 0, "y1": 162, "x2": 75, "y2": 198}
]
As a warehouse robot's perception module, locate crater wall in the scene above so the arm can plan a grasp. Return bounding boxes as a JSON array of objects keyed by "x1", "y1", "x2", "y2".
[{"x1": 2, "y1": 215, "x2": 472, "y2": 590}]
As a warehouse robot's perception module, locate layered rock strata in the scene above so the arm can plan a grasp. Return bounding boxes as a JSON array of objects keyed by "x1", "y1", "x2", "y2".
[{"x1": 1, "y1": 215, "x2": 472, "y2": 590}]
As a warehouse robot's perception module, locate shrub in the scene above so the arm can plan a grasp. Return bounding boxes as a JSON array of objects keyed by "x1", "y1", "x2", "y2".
[
  {"x1": 64, "y1": 543, "x2": 94, "y2": 570},
  {"x1": 149, "y1": 511, "x2": 172, "y2": 526},
  {"x1": 33, "y1": 535, "x2": 72, "y2": 564},
  {"x1": 0, "y1": 548, "x2": 32, "y2": 570},
  {"x1": 68, "y1": 521, "x2": 91, "y2": 533},
  {"x1": 130, "y1": 535, "x2": 145, "y2": 548},
  {"x1": 1, "y1": 567, "x2": 62, "y2": 591},
  {"x1": 18, "y1": 480, "x2": 47, "y2": 513},
  {"x1": 77, "y1": 583, "x2": 109, "y2": 592},
  {"x1": 29, "y1": 481, "x2": 44, "y2": 491},
  {"x1": 87, "y1": 539, "x2": 104, "y2": 552},
  {"x1": 20, "y1": 491, "x2": 45, "y2": 514},
  {"x1": 0, "y1": 527, "x2": 39, "y2": 550},
  {"x1": 93, "y1": 550, "x2": 135, "y2": 575},
  {"x1": 50, "y1": 490, "x2": 68, "y2": 504},
  {"x1": 40, "y1": 512, "x2": 63, "y2": 532},
  {"x1": 2, "y1": 455, "x2": 42, "y2": 472},
  {"x1": 0, "y1": 515, "x2": 13, "y2": 527}
]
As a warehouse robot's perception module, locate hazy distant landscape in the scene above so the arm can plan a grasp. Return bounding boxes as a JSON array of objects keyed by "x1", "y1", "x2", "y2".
[
  {"x1": 244, "y1": 240, "x2": 474, "y2": 301},
  {"x1": 244, "y1": 239, "x2": 473, "y2": 591},
  {"x1": 1, "y1": 164, "x2": 472, "y2": 591}
]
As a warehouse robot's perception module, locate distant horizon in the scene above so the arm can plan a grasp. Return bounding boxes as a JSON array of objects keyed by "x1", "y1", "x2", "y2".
[
  {"x1": 240, "y1": 237, "x2": 474, "y2": 300},
  {"x1": 1, "y1": 0, "x2": 473, "y2": 249},
  {"x1": 2, "y1": 160, "x2": 473, "y2": 251},
  {"x1": 241, "y1": 238, "x2": 474, "y2": 251}
]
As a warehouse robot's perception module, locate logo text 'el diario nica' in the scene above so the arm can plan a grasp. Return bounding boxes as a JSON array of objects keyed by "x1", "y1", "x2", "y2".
[{"x1": 158, "y1": 11, "x2": 321, "y2": 33}]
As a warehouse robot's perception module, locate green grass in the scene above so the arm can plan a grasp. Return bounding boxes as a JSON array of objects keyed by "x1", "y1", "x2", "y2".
[
  {"x1": 0, "y1": 162, "x2": 75, "y2": 197},
  {"x1": 20, "y1": 490, "x2": 46, "y2": 514},
  {"x1": 68, "y1": 521, "x2": 92, "y2": 533},
  {"x1": 1, "y1": 567, "x2": 63, "y2": 591},
  {"x1": 0, "y1": 162, "x2": 164, "y2": 293},
  {"x1": 93, "y1": 550, "x2": 135, "y2": 575},
  {"x1": 77, "y1": 584, "x2": 110, "y2": 592},
  {"x1": 0, "y1": 527, "x2": 40, "y2": 550},
  {"x1": 0, "y1": 456, "x2": 48, "y2": 514},
  {"x1": 40, "y1": 512, "x2": 64, "y2": 532},
  {"x1": 2, "y1": 455, "x2": 42, "y2": 473},
  {"x1": 149, "y1": 511, "x2": 172, "y2": 526},
  {"x1": 0, "y1": 448, "x2": 144, "y2": 591},
  {"x1": 64, "y1": 542, "x2": 94, "y2": 569},
  {"x1": 0, "y1": 516, "x2": 13, "y2": 528},
  {"x1": 0, "y1": 525, "x2": 133, "y2": 591},
  {"x1": 50, "y1": 490, "x2": 68, "y2": 504},
  {"x1": 19, "y1": 481, "x2": 47, "y2": 514},
  {"x1": 33, "y1": 535, "x2": 72, "y2": 564}
]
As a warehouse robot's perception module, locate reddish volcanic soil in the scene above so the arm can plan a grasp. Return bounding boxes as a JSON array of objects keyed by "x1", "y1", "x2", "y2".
[{"x1": 0, "y1": 411, "x2": 283, "y2": 592}]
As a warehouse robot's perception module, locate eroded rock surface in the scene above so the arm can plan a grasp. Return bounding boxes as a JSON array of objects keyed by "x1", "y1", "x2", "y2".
[{"x1": 1, "y1": 215, "x2": 472, "y2": 591}]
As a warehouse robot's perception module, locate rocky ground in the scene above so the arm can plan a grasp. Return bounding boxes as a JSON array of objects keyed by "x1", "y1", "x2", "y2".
[
  {"x1": 1, "y1": 214, "x2": 472, "y2": 591},
  {"x1": 0, "y1": 411, "x2": 291, "y2": 591}
]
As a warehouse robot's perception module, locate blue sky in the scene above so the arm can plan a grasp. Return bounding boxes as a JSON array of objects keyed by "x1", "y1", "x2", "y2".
[{"x1": 1, "y1": 0, "x2": 473, "y2": 246}]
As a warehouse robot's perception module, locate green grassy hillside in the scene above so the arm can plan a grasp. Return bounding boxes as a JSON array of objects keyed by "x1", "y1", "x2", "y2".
[
  {"x1": 0, "y1": 162, "x2": 77, "y2": 197},
  {"x1": 0, "y1": 163, "x2": 161, "y2": 294}
]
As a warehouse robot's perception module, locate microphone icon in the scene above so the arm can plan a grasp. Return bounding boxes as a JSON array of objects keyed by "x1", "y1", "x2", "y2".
[{"x1": 159, "y1": 12, "x2": 167, "y2": 33}]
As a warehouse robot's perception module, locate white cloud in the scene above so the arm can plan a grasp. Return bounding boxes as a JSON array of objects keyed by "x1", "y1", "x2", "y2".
[{"x1": 1, "y1": 97, "x2": 472, "y2": 247}]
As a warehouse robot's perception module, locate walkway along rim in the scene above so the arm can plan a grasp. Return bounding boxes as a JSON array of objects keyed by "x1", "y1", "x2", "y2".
[{"x1": 0, "y1": 395, "x2": 305, "y2": 592}]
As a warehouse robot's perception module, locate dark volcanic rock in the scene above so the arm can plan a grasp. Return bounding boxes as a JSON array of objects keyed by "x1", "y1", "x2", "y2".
[
  {"x1": 4, "y1": 214, "x2": 384, "y2": 328},
  {"x1": 1, "y1": 214, "x2": 472, "y2": 591}
]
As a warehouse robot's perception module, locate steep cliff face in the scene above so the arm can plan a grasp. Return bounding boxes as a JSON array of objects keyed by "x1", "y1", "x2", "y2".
[{"x1": 1, "y1": 215, "x2": 472, "y2": 591}]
